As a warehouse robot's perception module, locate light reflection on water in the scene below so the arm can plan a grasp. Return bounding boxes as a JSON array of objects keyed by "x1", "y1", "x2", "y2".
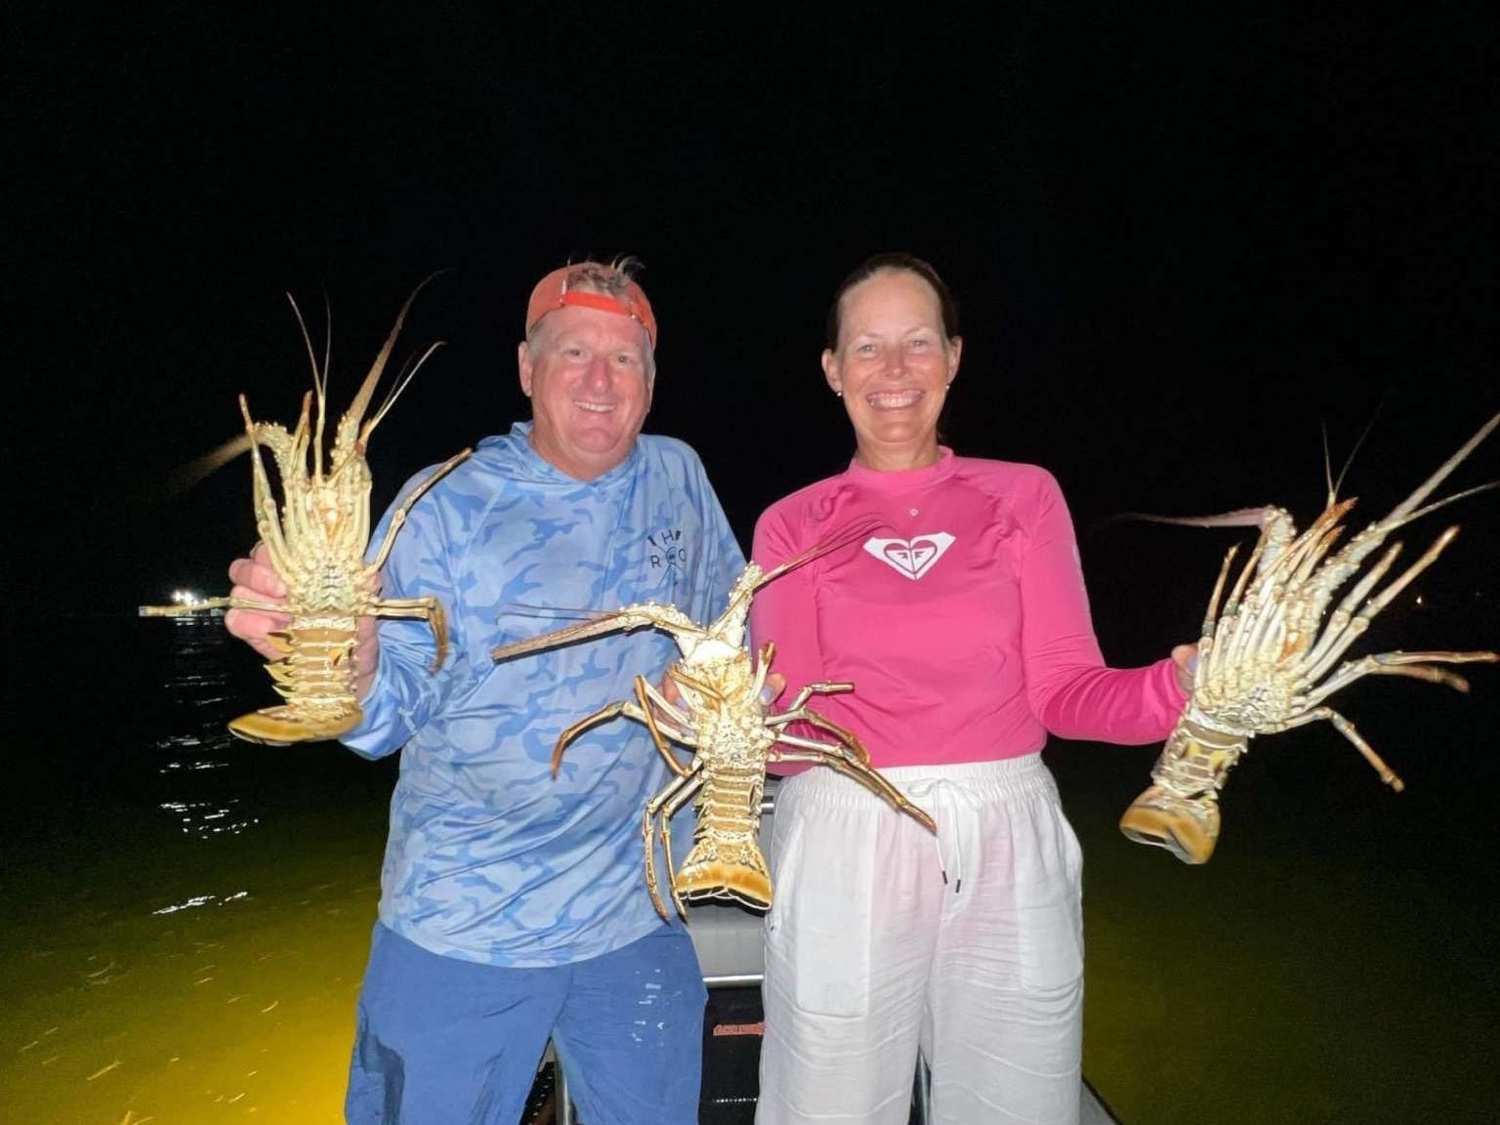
[
  {"x1": 152, "y1": 620, "x2": 258, "y2": 842},
  {"x1": 2, "y1": 615, "x2": 394, "y2": 1122},
  {"x1": 152, "y1": 890, "x2": 250, "y2": 916},
  {"x1": 158, "y1": 798, "x2": 260, "y2": 839}
]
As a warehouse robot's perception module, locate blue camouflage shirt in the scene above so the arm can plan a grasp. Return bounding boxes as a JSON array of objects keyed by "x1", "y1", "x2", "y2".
[{"x1": 344, "y1": 421, "x2": 745, "y2": 967}]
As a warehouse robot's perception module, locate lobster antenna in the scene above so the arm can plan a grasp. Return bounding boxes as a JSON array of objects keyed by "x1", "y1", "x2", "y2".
[
  {"x1": 362, "y1": 341, "x2": 446, "y2": 442},
  {"x1": 1331, "y1": 405, "x2": 1381, "y2": 503},
  {"x1": 348, "y1": 271, "x2": 446, "y2": 442},
  {"x1": 1321, "y1": 422, "x2": 1335, "y2": 506},
  {"x1": 1113, "y1": 507, "x2": 1273, "y2": 530},
  {"x1": 1384, "y1": 411, "x2": 1500, "y2": 527},
  {"x1": 316, "y1": 289, "x2": 333, "y2": 472},
  {"x1": 1391, "y1": 479, "x2": 1500, "y2": 528},
  {"x1": 372, "y1": 341, "x2": 424, "y2": 420},
  {"x1": 499, "y1": 602, "x2": 611, "y2": 622},
  {"x1": 321, "y1": 290, "x2": 333, "y2": 385},
  {"x1": 755, "y1": 515, "x2": 885, "y2": 589},
  {"x1": 368, "y1": 347, "x2": 420, "y2": 430},
  {"x1": 285, "y1": 291, "x2": 326, "y2": 479}
]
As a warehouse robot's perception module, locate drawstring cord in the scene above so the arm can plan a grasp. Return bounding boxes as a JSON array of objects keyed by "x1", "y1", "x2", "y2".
[{"x1": 905, "y1": 777, "x2": 981, "y2": 894}]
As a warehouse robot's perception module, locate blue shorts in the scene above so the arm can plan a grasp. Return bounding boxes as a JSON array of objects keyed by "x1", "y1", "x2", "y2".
[{"x1": 346, "y1": 922, "x2": 706, "y2": 1124}]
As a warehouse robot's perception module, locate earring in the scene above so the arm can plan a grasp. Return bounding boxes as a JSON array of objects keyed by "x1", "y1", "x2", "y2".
[{"x1": 835, "y1": 389, "x2": 844, "y2": 398}]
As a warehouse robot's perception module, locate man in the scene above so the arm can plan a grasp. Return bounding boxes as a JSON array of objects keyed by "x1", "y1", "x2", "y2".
[{"x1": 226, "y1": 260, "x2": 745, "y2": 1124}]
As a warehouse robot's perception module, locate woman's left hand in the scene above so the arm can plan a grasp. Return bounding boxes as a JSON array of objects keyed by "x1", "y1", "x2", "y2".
[{"x1": 1171, "y1": 644, "x2": 1199, "y2": 695}]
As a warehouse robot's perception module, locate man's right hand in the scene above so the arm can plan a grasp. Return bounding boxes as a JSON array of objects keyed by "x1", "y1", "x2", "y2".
[
  {"x1": 225, "y1": 546, "x2": 383, "y2": 702},
  {"x1": 225, "y1": 545, "x2": 291, "y2": 661}
]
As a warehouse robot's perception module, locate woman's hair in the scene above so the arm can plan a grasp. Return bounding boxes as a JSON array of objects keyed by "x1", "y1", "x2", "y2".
[{"x1": 825, "y1": 252, "x2": 960, "y2": 351}]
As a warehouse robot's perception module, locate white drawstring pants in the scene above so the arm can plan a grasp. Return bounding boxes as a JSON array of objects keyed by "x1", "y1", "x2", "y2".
[{"x1": 757, "y1": 755, "x2": 1086, "y2": 1125}]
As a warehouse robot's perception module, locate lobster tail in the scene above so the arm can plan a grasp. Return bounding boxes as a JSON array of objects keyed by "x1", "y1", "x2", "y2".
[{"x1": 228, "y1": 622, "x2": 363, "y2": 745}]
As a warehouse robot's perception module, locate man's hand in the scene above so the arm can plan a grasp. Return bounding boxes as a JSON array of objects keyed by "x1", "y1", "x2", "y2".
[
  {"x1": 225, "y1": 544, "x2": 382, "y2": 701},
  {"x1": 224, "y1": 545, "x2": 290, "y2": 661},
  {"x1": 352, "y1": 611, "x2": 381, "y2": 703},
  {"x1": 1171, "y1": 643, "x2": 1199, "y2": 696}
]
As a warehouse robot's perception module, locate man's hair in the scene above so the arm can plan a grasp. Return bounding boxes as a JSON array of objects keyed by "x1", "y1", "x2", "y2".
[
  {"x1": 559, "y1": 256, "x2": 643, "y2": 300},
  {"x1": 527, "y1": 256, "x2": 656, "y2": 379}
]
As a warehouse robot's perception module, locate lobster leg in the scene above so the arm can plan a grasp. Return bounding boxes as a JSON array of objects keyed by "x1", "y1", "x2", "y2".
[
  {"x1": 139, "y1": 594, "x2": 290, "y2": 618},
  {"x1": 669, "y1": 667, "x2": 724, "y2": 703},
  {"x1": 370, "y1": 595, "x2": 450, "y2": 671},
  {"x1": 552, "y1": 702, "x2": 633, "y2": 775},
  {"x1": 772, "y1": 734, "x2": 936, "y2": 834},
  {"x1": 768, "y1": 704, "x2": 874, "y2": 766},
  {"x1": 1302, "y1": 650, "x2": 1497, "y2": 708},
  {"x1": 1301, "y1": 528, "x2": 1462, "y2": 684},
  {"x1": 551, "y1": 698, "x2": 696, "y2": 777},
  {"x1": 1265, "y1": 706, "x2": 1405, "y2": 790},
  {"x1": 1300, "y1": 541, "x2": 1405, "y2": 674},
  {"x1": 637, "y1": 675, "x2": 694, "y2": 729},
  {"x1": 751, "y1": 642, "x2": 775, "y2": 699},
  {"x1": 634, "y1": 676, "x2": 696, "y2": 777},
  {"x1": 491, "y1": 603, "x2": 705, "y2": 663},
  {"x1": 365, "y1": 448, "x2": 472, "y2": 574},
  {"x1": 238, "y1": 406, "x2": 296, "y2": 579},
  {"x1": 643, "y1": 767, "x2": 702, "y2": 920},
  {"x1": 658, "y1": 770, "x2": 708, "y2": 917},
  {"x1": 777, "y1": 680, "x2": 854, "y2": 713}
]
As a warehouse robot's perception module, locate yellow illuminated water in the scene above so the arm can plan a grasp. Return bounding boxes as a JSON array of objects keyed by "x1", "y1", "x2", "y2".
[
  {"x1": 2, "y1": 617, "x2": 390, "y2": 1123},
  {"x1": 1, "y1": 867, "x2": 376, "y2": 1121},
  {"x1": 1058, "y1": 728, "x2": 1500, "y2": 1125}
]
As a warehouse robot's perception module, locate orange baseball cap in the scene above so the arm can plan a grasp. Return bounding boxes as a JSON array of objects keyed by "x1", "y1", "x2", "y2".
[{"x1": 525, "y1": 262, "x2": 658, "y2": 347}]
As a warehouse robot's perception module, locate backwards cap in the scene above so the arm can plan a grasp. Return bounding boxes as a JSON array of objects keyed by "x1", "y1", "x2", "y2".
[{"x1": 525, "y1": 262, "x2": 658, "y2": 347}]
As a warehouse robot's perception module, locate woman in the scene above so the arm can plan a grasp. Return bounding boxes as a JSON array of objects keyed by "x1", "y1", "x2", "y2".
[{"x1": 750, "y1": 254, "x2": 1193, "y2": 1124}]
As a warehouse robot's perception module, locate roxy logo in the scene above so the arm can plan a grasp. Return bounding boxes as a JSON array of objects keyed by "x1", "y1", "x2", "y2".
[
  {"x1": 863, "y1": 533, "x2": 955, "y2": 580},
  {"x1": 647, "y1": 527, "x2": 688, "y2": 571}
]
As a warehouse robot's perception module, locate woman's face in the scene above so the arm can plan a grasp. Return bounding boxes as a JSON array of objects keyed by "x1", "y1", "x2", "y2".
[{"x1": 823, "y1": 268, "x2": 961, "y2": 465}]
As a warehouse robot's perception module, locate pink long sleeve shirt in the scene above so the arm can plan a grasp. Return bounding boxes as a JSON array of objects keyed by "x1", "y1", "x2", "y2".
[{"x1": 750, "y1": 449, "x2": 1187, "y2": 769}]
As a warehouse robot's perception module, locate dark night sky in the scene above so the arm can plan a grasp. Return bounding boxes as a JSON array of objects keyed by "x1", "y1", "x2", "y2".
[{"x1": 8, "y1": 4, "x2": 1497, "y2": 637}]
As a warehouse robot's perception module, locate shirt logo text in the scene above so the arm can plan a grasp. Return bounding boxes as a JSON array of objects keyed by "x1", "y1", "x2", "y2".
[{"x1": 647, "y1": 527, "x2": 688, "y2": 572}]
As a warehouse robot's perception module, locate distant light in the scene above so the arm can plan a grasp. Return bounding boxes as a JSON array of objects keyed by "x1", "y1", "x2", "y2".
[{"x1": 1414, "y1": 594, "x2": 1424, "y2": 607}]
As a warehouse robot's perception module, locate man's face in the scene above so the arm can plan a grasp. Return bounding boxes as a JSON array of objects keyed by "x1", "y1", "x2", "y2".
[{"x1": 518, "y1": 305, "x2": 654, "y2": 480}]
